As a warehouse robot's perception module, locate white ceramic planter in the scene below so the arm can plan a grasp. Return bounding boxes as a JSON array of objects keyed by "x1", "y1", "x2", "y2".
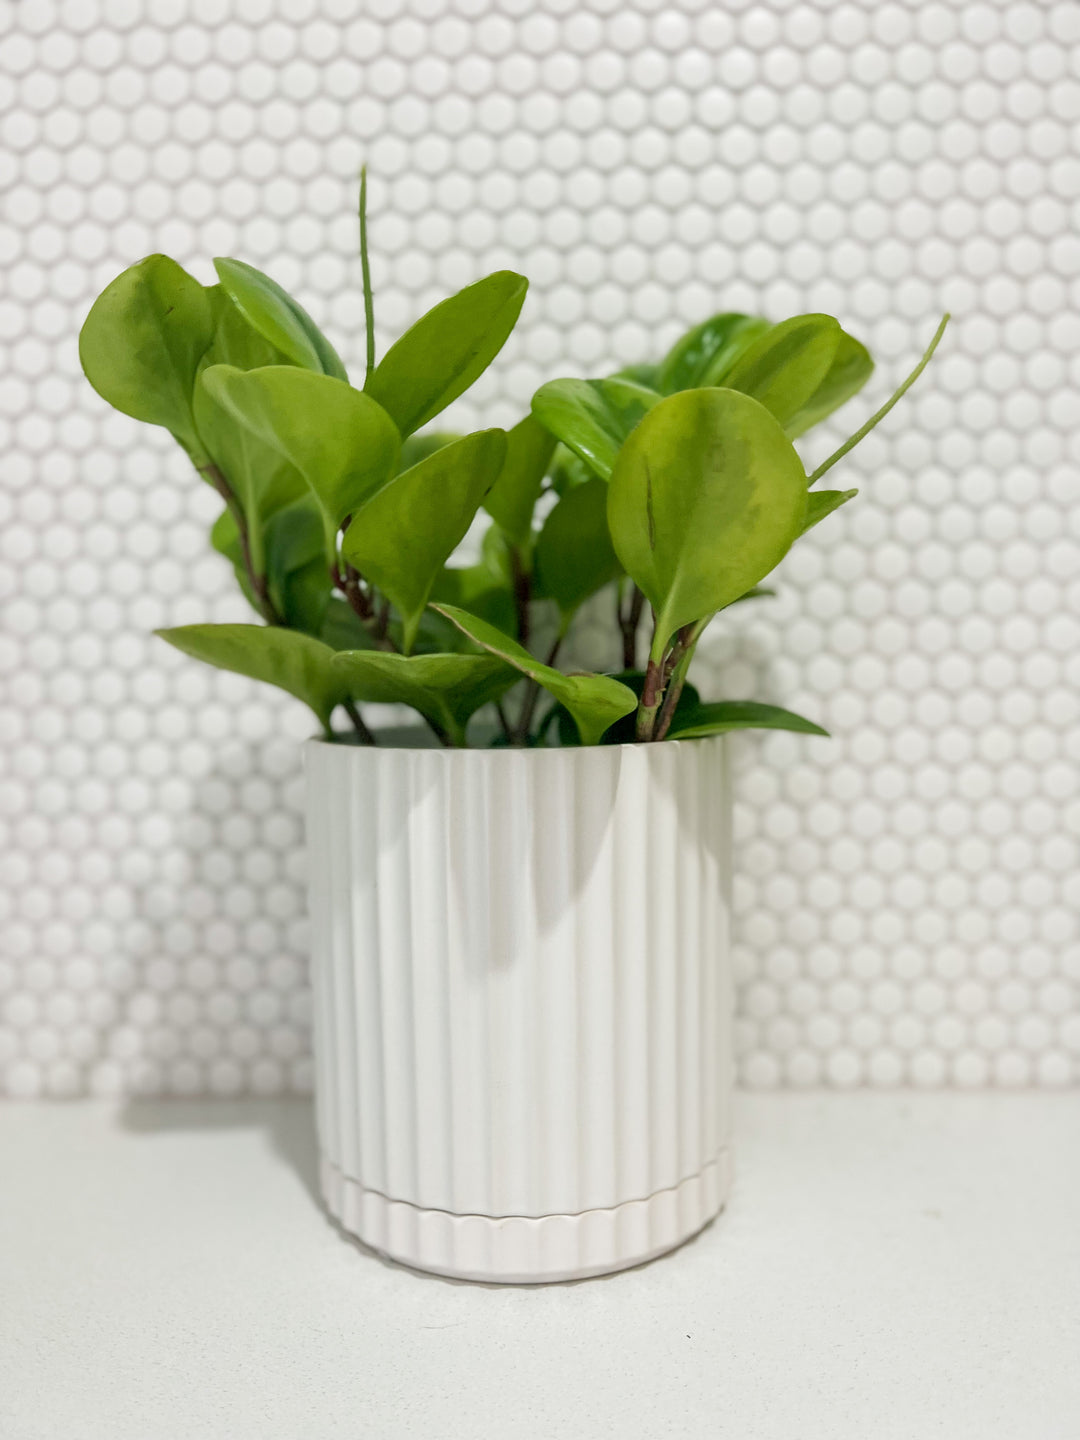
[{"x1": 304, "y1": 732, "x2": 733, "y2": 1283}]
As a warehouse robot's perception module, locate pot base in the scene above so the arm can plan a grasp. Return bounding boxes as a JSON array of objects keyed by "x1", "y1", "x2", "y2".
[{"x1": 320, "y1": 1151, "x2": 732, "y2": 1284}]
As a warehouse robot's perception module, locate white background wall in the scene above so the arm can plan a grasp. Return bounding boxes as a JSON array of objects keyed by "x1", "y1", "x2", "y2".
[{"x1": 1, "y1": 0, "x2": 1078, "y2": 1097}]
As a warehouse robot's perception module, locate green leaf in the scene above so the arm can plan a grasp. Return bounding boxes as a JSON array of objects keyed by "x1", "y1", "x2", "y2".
[
  {"x1": 722, "y1": 314, "x2": 842, "y2": 431},
  {"x1": 655, "y1": 312, "x2": 771, "y2": 394},
  {"x1": 209, "y1": 508, "x2": 256, "y2": 611},
  {"x1": 799, "y1": 488, "x2": 858, "y2": 536},
  {"x1": 612, "y1": 361, "x2": 661, "y2": 388},
  {"x1": 396, "y1": 430, "x2": 458, "y2": 474},
  {"x1": 482, "y1": 414, "x2": 556, "y2": 545},
  {"x1": 341, "y1": 429, "x2": 507, "y2": 654},
  {"x1": 320, "y1": 597, "x2": 380, "y2": 652},
  {"x1": 365, "y1": 270, "x2": 527, "y2": 437},
  {"x1": 534, "y1": 475, "x2": 622, "y2": 625},
  {"x1": 432, "y1": 604, "x2": 637, "y2": 746},
  {"x1": 264, "y1": 497, "x2": 330, "y2": 636},
  {"x1": 193, "y1": 292, "x2": 310, "y2": 574},
  {"x1": 156, "y1": 624, "x2": 348, "y2": 733},
  {"x1": 784, "y1": 331, "x2": 873, "y2": 438},
  {"x1": 607, "y1": 388, "x2": 808, "y2": 652},
  {"x1": 79, "y1": 254, "x2": 215, "y2": 460},
  {"x1": 429, "y1": 562, "x2": 517, "y2": 638},
  {"x1": 530, "y1": 376, "x2": 661, "y2": 481},
  {"x1": 548, "y1": 444, "x2": 594, "y2": 498},
  {"x1": 331, "y1": 650, "x2": 518, "y2": 746},
  {"x1": 199, "y1": 364, "x2": 400, "y2": 542},
  {"x1": 668, "y1": 701, "x2": 829, "y2": 740},
  {"x1": 481, "y1": 521, "x2": 520, "y2": 589},
  {"x1": 546, "y1": 672, "x2": 702, "y2": 748},
  {"x1": 213, "y1": 257, "x2": 347, "y2": 380}
]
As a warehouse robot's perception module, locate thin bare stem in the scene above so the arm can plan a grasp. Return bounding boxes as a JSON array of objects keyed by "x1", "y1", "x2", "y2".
[
  {"x1": 359, "y1": 167, "x2": 376, "y2": 387},
  {"x1": 509, "y1": 544, "x2": 530, "y2": 650},
  {"x1": 618, "y1": 582, "x2": 646, "y2": 670},
  {"x1": 343, "y1": 698, "x2": 376, "y2": 745},
  {"x1": 808, "y1": 314, "x2": 950, "y2": 488},
  {"x1": 516, "y1": 633, "x2": 562, "y2": 743}
]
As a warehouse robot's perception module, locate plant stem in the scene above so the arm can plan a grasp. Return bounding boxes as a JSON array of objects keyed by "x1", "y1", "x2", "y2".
[
  {"x1": 515, "y1": 633, "x2": 561, "y2": 744},
  {"x1": 635, "y1": 616, "x2": 668, "y2": 741},
  {"x1": 618, "y1": 582, "x2": 646, "y2": 670},
  {"x1": 359, "y1": 166, "x2": 376, "y2": 387},
  {"x1": 495, "y1": 700, "x2": 514, "y2": 743},
  {"x1": 509, "y1": 544, "x2": 530, "y2": 649},
  {"x1": 375, "y1": 595, "x2": 390, "y2": 642},
  {"x1": 335, "y1": 520, "x2": 399, "y2": 653},
  {"x1": 202, "y1": 461, "x2": 281, "y2": 626},
  {"x1": 807, "y1": 313, "x2": 949, "y2": 487},
  {"x1": 653, "y1": 615, "x2": 712, "y2": 742},
  {"x1": 343, "y1": 698, "x2": 376, "y2": 745}
]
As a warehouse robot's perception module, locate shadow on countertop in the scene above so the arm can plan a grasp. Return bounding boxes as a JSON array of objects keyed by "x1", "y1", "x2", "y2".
[{"x1": 117, "y1": 1096, "x2": 321, "y2": 1207}]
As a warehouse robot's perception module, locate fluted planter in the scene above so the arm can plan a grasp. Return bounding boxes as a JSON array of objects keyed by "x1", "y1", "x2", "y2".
[{"x1": 304, "y1": 731, "x2": 734, "y2": 1283}]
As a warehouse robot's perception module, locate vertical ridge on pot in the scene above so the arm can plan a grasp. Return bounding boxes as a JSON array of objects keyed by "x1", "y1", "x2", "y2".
[{"x1": 306, "y1": 735, "x2": 734, "y2": 1283}]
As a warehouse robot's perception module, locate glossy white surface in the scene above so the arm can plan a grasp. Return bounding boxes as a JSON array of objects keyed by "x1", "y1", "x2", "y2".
[
  {"x1": 305, "y1": 736, "x2": 733, "y2": 1280},
  {"x1": 2, "y1": 1094, "x2": 1077, "y2": 1440}
]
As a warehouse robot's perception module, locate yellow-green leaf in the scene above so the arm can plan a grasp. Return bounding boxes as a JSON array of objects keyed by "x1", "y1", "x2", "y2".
[
  {"x1": 156, "y1": 624, "x2": 348, "y2": 733},
  {"x1": 331, "y1": 650, "x2": 518, "y2": 746},
  {"x1": 607, "y1": 388, "x2": 808, "y2": 651},
  {"x1": 342, "y1": 429, "x2": 507, "y2": 654},
  {"x1": 530, "y1": 376, "x2": 660, "y2": 481},
  {"x1": 79, "y1": 254, "x2": 214, "y2": 460},
  {"x1": 365, "y1": 271, "x2": 527, "y2": 437},
  {"x1": 432, "y1": 604, "x2": 637, "y2": 746}
]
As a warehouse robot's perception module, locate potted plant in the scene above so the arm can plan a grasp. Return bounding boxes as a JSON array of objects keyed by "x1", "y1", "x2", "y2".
[{"x1": 79, "y1": 176, "x2": 946, "y2": 1283}]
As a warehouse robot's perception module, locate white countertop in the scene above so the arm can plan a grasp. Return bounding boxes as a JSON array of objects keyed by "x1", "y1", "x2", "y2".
[{"x1": 2, "y1": 1094, "x2": 1078, "y2": 1439}]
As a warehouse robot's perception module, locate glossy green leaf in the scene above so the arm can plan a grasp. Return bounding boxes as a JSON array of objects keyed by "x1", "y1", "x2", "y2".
[
  {"x1": 799, "y1": 488, "x2": 858, "y2": 536},
  {"x1": 331, "y1": 651, "x2": 518, "y2": 746},
  {"x1": 530, "y1": 376, "x2": 661, "y2": 481},
  {"x1": 655, "y1": 312, "x2": 771, "y2": 394},
  {"x1": 668, "y1": 701, "x2": 828, "y2": 740},
  {"x1": 722, "y1": 314, "x2": 842, "y2": 431},
  {"x1": 156, "y1": 624, "x2": 348, "y2": 733},
  {"x1": 607, "y1": 388, "x2": 808, "y2": 651},
  {"x1": 79, "y1": 254, "x2": 214, "y2": 460},
  {"x1": 534, "y1": 476, "x2": 622, "y2": 625},
  {"x1": 199, "y1": 364, "x2": 400, "y2": 542},
  {"x1": 365, "y1": 271, "x2": 527, "y2": 437},
  {"x1": 213, "y1": 257, "x2": 347, "y2": 380},
  {"x1": 785, "y1": 331, "x2": 873, "y2": 438},
  {"x1": 342, "y1": 429, "x2": 507, "y2": 654},
  {"x1": 432, "y1": 604, "x2": 637, "y2": 747},
  {"x1": 429, "y1": 562, "x2": 517, "y2": 637},
  {"x1": 482, "y1": 414, "x2": 556, "y2": 545}
]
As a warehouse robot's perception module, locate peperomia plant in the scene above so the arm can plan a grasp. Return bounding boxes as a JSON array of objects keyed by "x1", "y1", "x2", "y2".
[{"x1": 80, "y1": 176, "x2": 947, "y2": 748}]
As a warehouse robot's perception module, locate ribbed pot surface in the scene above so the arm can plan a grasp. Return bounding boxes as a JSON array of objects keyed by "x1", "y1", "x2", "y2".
[{"x1": 305, "y1": 733, "x2": 733, "y2": 1282}]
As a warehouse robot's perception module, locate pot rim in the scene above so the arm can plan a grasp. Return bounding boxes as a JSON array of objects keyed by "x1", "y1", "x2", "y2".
[{"x1": 304, "y1": 728, "x2": 724, "y2": 757}]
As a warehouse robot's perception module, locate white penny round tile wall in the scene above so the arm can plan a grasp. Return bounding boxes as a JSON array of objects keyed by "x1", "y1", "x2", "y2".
[{"x1": 1, "y1": 0, "x2": 1078, "y2": 1097}]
